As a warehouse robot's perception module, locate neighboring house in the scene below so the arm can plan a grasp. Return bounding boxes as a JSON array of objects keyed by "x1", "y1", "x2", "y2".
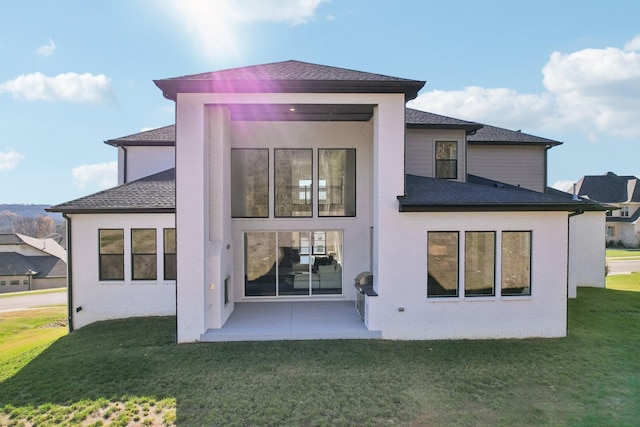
[
  {"x1": 0, "y1": 233, "x2": 67, "y2": 293},
  {"x1": 49, "y1": 60, "x2": 606, "y2": 341},
  {"x1": 575, "y1": 172, "x2": 640, "y2": 247}
]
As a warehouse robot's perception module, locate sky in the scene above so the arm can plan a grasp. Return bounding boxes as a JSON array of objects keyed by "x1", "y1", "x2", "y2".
[{"x1": 2, "y1": 0, "x2": 640, "y2": 204}]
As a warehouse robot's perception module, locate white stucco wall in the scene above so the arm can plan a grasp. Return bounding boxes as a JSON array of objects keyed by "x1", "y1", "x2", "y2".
[
  {"x1": 118, "y1": 146, "x2": 175, "y2": 184},
  {"x1": 174, "y1": 91, "x2": 404, "y2": 342},
  {"x1": 568, "y1": 211, "x2": 605, "y2": 298},
  {"x1": 67, "y1": 213, "x2": 176, "y2": 330},
  {"x1": 367, "y1": 211, "x2": 569, "y2": 339},
  {"x1": 230, "y1": 120, "x2": 374, "y2": 303}
]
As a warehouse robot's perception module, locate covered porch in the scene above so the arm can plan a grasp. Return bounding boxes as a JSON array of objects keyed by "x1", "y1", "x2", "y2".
[{"x1": 200, "y1": 301, "x2": 381, "y2": 342}]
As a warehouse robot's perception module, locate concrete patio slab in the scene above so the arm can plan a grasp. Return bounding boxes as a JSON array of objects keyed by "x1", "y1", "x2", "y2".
[{"x1": 200, "y1": 300, "x2": 381, "y2": 342}]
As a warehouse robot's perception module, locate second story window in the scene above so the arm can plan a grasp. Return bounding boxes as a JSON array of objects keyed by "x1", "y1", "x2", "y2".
[
  {"x1": 435, "y1": 141, "x2": 458, "y2": 179},
  {"x1": 275, "y1": 149, "x2": 313, "y2": 218},
  {"x1": 621, "y1": 206, "x2": 630, "y2": 217}
]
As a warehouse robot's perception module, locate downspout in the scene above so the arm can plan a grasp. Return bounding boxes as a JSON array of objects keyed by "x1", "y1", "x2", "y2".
[
  {"x1": 63, "y1": 213, "x2": 74, "y2": 332},
  {"x1": 121, "y1": 146, "x2": 128, "y2": 184}
]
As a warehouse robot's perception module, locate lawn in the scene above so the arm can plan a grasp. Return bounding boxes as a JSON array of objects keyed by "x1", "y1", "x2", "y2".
[
  {"x1": 606, "y1": 248, "x2": 640, "y2": 259},
  {"x1": 607, "y1": 272, "x2": 640, "y2": 292},
  {"x1": 1, "y1": 288, "x2": 639, "y2": 426}
]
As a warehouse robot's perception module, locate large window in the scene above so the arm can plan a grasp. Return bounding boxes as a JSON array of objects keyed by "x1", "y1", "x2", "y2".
[
  {"x1": 318, "y1": 149, "x2": 356, "y2": 217},
  {"x1": 164, "y1": 228, "x2": 176, "y2": 280},
  {"x1": 465, "y1": 232, "x2": 495, "y2": 296},
  {"x1": 244, "y1": 230, "x2": 343, "y2": 297},
  {"x1": 427, "y1": 232, "x2": 459, "y2": 297},
  {"x1": 435, "y1": 141, "x2": 458, "y2": 179},
  {"x1": 99, "y1": 229, "x2": 124, "y2": 281},
  {"x1": 231, "y1": 149, "x2": 269, "y2": 218},
  {"x1": 131, "y1": 229, "x2": 157, "y2": 280},
  {"x1": 275, "y1": 149, "x2": 313, "y2": 217},
  {"x1": 501, "y1": 231, "x2": 531, "y2": 296}
]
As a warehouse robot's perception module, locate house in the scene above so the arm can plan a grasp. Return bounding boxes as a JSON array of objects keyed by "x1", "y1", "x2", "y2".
[
  {"x1": 49, "y1": 60, "x2": 606, "y2": 341},
  {"x1": 0, "y1": 233, "x2": 67, "y2": 293},
  {"x1": 576, "y1": 172, "x2": 640, "y2": 248}
]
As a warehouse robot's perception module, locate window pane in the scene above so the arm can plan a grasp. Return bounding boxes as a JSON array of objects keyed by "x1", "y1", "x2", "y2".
[
  {"x1": 435, "y1": 141, "x2": 458, "y2": 179},
  {"x1": 244, "y1": 232, "x2": 277, "y2": 296},
  {"x1": 312, "y1": 231, "x2": 342, "y2": 295},
  {"x1": 231, "y1": 149, "x2": 269, "y2": 217},
  {"x1": 278, "y1": 231, "x2": 310, "y2": 296},
  {"x1": 428, "y1": 232, "x2": 459, "y2": 297},
  {"x1": 501, "y1": 231, "x2": 531, "y2": 296},
  {"x1": 164, "y1": 228, "x2": 176, "y2": 280},
  {"x1": 99, "y1": 229, "x2": 124, "y2": 280},
  {"x1": 132, "y1": 229, "x2": 156, "y2": 280},
  {"x1": 465, "y1": 232, "x2": 495, "y2": 296},
  {"x1": 275, "y1": 149, "x2": 312, "y2": 217},
  {"x1": 319, "y1": 149, "x2": 356, "y2": 217}
]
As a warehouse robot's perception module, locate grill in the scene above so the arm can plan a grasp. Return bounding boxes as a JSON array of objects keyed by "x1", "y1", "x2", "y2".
[{"x1": 354, "y1": 271, "x2": 374, "y2": 321}]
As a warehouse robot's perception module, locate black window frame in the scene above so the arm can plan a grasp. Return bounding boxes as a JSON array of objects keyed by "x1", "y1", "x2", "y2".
[
  {"x1": 231, "y1": 148, "x2": 269, "y2": 218},
  {"x1": 163, "y1": 228, "x2": 177, "y2": 281},
  {"x1": 99, "y1": 228, "x2": 125, "y2": 281},
  {"x1": 501, "y1": 231, "x2": 532, "y2": 296},
  {"x1": 427, "y1": 231, "x2": 460, "y2": 298},
  {"x1": 435, "y1": 141, "x2": 458, "y2": 179},
  {"x1": 131, "y1": 228, "x2": 157, "y2": 281}
]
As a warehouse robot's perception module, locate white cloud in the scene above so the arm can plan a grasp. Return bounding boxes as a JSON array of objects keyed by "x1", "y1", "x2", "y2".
[
  {"x1": 0, "y1": 150, "x2": 25, "y2": 171},
  {"x1": 409, "y1": 35, "x2": 640, "y2": 141},
  {"x1": 72, "y1": 161, "x2": 117, "y2": 189},
  {"x1": 162, "y1": 0, "x2": 329, "y2": 59},
  {"x1": 552, "y1": 180, "x2": 576, "y2": 192},
  {"x1": 0, "y1": 72, "x2": 113, "y2": 104},
  {"x1": 624, "y1": 35, "x2": 640, "y2": 51},
  {"x1": 37, "y1": 38, "x2": 56, "y2": 56}
]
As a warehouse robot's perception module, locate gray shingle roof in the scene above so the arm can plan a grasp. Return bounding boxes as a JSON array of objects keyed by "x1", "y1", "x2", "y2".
[
  {"x1": 405, "y1": 108, "x2": 483, "y2": 134},
  {"x1": 398, "y1": 174, "x2": 605, "y2": 212},
  {"x1": 154, "y1": 60, "x2": 425, "y2": 101},
  {"x1": 105, "y1": 125, "x2": 175, "y2": 147},
  {"x1": 0, "y1": 234, "x2": 22, "y2": 245},
  {"x1": 0, "y1": 252, "x2": 65, "y2": 278},
  {"x1": 468, "y1": 124, "x2": 562, "y2": 146},
  {"x1": 48, "y1": 169, "x2": 175, "y2": 213},
  {"x1": 576, "y1": 172, "x2": 640, "y2": 203}
]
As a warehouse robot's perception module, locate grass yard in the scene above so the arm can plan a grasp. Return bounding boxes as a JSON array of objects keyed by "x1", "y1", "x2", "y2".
[
  {"x1": 1, "y1": 288, "x2": 639, "y2": 426},
  {"x1": 606, "y1": 248, "x2": 640, "y2": 259},
  {"x1": 607, "y1": 272, "x2": 640, "y2": 292}
]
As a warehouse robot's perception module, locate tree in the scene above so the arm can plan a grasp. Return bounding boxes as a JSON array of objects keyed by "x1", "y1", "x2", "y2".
[{"x1": 12, "y1": 215, "x2": 56, "y2": 238}]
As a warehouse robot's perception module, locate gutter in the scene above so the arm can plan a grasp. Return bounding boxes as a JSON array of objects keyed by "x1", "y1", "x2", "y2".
[{"x1": 63, "y1": 213, "x2": 74, "y2": 332}]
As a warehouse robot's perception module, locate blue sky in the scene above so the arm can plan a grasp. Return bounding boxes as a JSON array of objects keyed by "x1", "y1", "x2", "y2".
[{"x1": 2, "y1": 0, "x2": 640, "y2": 203}]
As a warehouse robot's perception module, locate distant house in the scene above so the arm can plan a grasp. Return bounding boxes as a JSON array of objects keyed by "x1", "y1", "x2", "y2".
[
  {"x1": 576, "y1": 172, "x2": 640, "y2": 247},
  {"x1": 0, "y1": 233, "x2": 67, "y2": 293},
  {"x1": 50, "y1": 60, "x2": 606, "y2": 341}
]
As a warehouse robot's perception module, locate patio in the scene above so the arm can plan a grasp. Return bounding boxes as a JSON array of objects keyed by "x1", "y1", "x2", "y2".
[{"x1": 200, "y1": 300, "x2": 381, "y2": 342}]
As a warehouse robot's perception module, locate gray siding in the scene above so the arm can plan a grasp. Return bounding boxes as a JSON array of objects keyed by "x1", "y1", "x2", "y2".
[
  {"x1": 405, "y1": 129, "x2": 466, "y2": 181},
  {"x1": 467, "y1": 145, "x2": 546, "y2": 192}
]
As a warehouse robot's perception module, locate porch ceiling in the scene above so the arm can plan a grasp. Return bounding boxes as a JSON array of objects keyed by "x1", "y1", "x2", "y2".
[{"x1": 213, "y1": 103, "x2": 376, "y2": 122}]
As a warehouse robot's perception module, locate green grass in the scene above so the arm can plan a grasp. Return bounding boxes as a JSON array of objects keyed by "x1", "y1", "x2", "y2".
[
  {"x1": 1, "y1": 288, "x2": 640, "y2": 426},
  {"x1": 606, "y1": 248, "x2": 640, "y2": 259},
  {"x1": 607, "y1": 272, "x2": 640, "y2": 292},
  {"x1": 0, "y1": 287, "x2": 66, "y2": 299}
]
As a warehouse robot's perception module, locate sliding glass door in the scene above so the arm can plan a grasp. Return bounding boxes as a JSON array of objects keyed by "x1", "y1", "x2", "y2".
[{"x1": 244, "y1": 231, "x2": 343, "y2": 297}]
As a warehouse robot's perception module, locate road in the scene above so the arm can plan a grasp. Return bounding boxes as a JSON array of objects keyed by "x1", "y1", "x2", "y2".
[
  {"x1": 607, "y1": 259, "x2": 640, "y2": 275},
  {"x1": 0, "y1": 290, "x2": 67, "y2": 312}
]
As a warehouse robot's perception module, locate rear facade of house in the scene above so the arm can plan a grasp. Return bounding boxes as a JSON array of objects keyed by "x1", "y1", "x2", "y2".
[{"x1": 50, "y1": 60, "x2": 605, "y2": 342}]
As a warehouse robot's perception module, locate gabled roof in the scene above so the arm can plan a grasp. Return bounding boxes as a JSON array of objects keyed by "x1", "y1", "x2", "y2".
[
  {"x1": 0, "y1": 252, "x2": 66, "y2": 278},
  {"x1": 468, "y1": 124, "x2": 562, "y2": 146},
  {"x1": 154, "y1": 60, "x2": 425, "y2": 101},
  {"x1": 576, "y1": 172, "x2": 640, "y2": 203},
  {"x1": 104, "y1": 125, "x2": 175, "y2": 147},
  {"x1": 405, "y1": 108, "x2": 483, "y2": 134},
  {"x1": 398, "y1": 174, "x2": 605, "y2": 212},
  {"x1": 48, "y1": 169, "x2": 175, "y2": 214},
  {"x1": 16, "y1": 233, "x2": 67, "y2": 262}
]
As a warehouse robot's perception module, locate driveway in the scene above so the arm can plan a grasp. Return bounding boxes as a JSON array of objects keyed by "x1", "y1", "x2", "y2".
[
  {"x1": 607, "y1": 259, "x2": 640, "y2": 275},
  {"x1": 0, "y1": 290, "x2": 67, "y2": 312}
]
